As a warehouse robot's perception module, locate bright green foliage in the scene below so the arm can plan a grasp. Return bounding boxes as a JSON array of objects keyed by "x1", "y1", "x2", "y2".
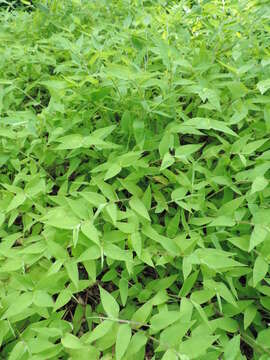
[{"x1": 0, "y1": 0, "x2": 270, "y2": 359}]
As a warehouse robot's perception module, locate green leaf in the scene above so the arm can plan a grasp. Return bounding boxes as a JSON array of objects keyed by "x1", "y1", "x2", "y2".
[
  {"x1": 242, "y1": 139, "x2": 267, "y2": 155},
  {"x1": 99, "y1": 286, "x2": 120, "y2": 318},
  {"x1": 73, "y1": 225, "x2": 80, "y2": 248},
  {"x1": 0, "y1": 213, "x2": 5, "y2": 228},
  {"x1": 217, "y1": 197, "x2": 245, "y2": 216},
  {"x1": 25, "y1": 177, "x2": 46, "y2": 197},
  {"x1": 142, "y1": 185, "x2": 152, "y2": 211},
  {"x1": 223, "y1": 335, "x2": 240, "y2": 360},
  {"x1": 61, "y1": 333, "x2": 83, "y2": 349},
  {"x1": 257, "y1": 79, "x2": 270, "y2": 94},
  {"x1": 212, "y1": 317, "x2": 238, "y2": 333},
  {"x1": 81, "y1": 192, "x2": 107, "y2": 207},
  {"x1": 91, "y1": 125, "x2": 116, "y2": 139},
  {"x1": 179, "y1": 334, "x2": 218, "y2": 359},
  {"x1": 195, "y1": 249, "x2": 244, "y2": 270},
  {"x1": 142, "y1": 224, "x2": 180, "y2": 255},
  {"x1": 253, "y1": 256, "x2": 268, "y2": 287},
  {"x1": 257, "y1": 328, "x2": 270, "y2": 349},
  {"x1": 179, "y1": 271, "x2": 199, "y2": 297},
  {"x1": 77, "y1": 245, "x2": 101, "y2": 262},
  {"x1": 6, "y1": 192, "x2": 26, "y2": 212},
  {"x1": 249, "y1": 225, "x2": 268, "y2": 251},
  {"x1": 116, "y1": 324, "x2": 131, "y2": 360},
  {"x1": 161, "y1": 349, "x2": 178, "y2": 360},
  {"x1": 191, "y1": 300, "x2": 211, "y2": 328},
  {"x1": 8, "y1": 341, "x2": 27, "y2": 360},
  {"x1": 104, "y1": 163, "x2": 122, "y2": 180},
  {"x1": 81, "y1": 221, "x2": 100, "y2": 246},
  {"x1": 150, "y1": 311, "x2": 181, "y2": 333},
  {"x1": 103, "y1": 243, "x2": 133, "y2": 262},
  {"x1": 119, "y1": 278, "x2": 128, "y2": 306},
  {"x1": 56, "y1": 134, "x2": 83, "y2": 149},
  {"x1": 129, "y1": 196, "x2": 150, "y2": 221},
  {"x1": 184, "y1": 117, "x2": 238, "y2": 137},
  {"x1": 130, "y1": 232, "x2": 142, "y2": 257},
  {"x1": 160, "y1": 152, "x2": 174, "y2": 171},
  {"x1": 206, "y1": 280, "x2": 237, "y2": 307},
  {"x1": 175, "y1": 143, "x2": 203, "y2": 158},
  {"x1": 125, "y1": 332, "x2": 147, "y2": 357},
  {"x1": 106, "y1": 203, "x2": 117, "y2": 225},
  {"x1": 166, "y1": 210, "x2": 180, "y2": 238},
  {"x1": 33, "y1": 291, "x2": 54, "y2": 307},
  {"x1": 209, "y1": 216, "x2": 236, "y2": 227},
  {"x1": 65, "y1": 261, "x2": 79, "y2": 288},
  {"x1": 131, "y1": 301, "x2": 152, "y2": 327},
  {"x1": 159, "y1": 320, "x2": 193, "y2": 350},
  {"x1": 227, "y1": 81, "x2": 248, "y2": 99},
  {"x1": 106, "y1": 64, "x2": 137, "y2": 80},
  {"x1": 54, "y1": 289, "x2": 72, "y2": 311},
  {"x1": 2, "y1": 292, "x2": 33, "y2": 319},
  {"x1": 244, "y1": 305, "x2": 257, "y2": 330},
  {"x1": 190, "y1": 289, "x2": 215, "y2": 304},
  {"x1": 84, "y1": 320, "x2": 113, "y2": 344},
  {"x1": 43, "y1": 207, "x2": 80, "y2": 229},
  {"x1": 171, "y1": 188, "x2": 187, "y2": 201},
  {"x1": 251, "y1": 176, "x2": 268, "y2": 194},
  {"x1": 159, "y1": 132, "x2": 171, "y2": 157}
]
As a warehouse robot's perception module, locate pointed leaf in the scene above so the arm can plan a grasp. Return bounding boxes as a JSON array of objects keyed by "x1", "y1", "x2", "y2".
[
  {"x1": 116, "y1": 324, "x2": 131, "y2": 360},
  {"x1": 81, "y1": 222, "x2": 100, "y2": 246},
  {"x1": 129, "y1": 196, "x2": 150, "y2": 221},
  {"x1": 253, "y1": 256, "x2": 268, "y2": 287},
  {"x1": 99, "y1": 286, "x2": 119, "y2": 318}
]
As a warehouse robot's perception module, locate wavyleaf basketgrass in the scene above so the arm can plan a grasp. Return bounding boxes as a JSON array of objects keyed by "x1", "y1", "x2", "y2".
[{"x1": 0, "y1": 0, "x2": 270, "y2": 359}]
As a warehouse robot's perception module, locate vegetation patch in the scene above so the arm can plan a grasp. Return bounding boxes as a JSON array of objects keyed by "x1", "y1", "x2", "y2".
[{"x1": 0, "y1": 0, "x2": 270, "y2": 359}]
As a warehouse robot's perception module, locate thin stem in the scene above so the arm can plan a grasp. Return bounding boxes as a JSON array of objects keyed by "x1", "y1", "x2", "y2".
[
  {"x1": 86, "y1": 315, "x2": 149, "y2": 328},
  {"x1": 240, "y1": 329, "x2": 270, "y2": 357}
]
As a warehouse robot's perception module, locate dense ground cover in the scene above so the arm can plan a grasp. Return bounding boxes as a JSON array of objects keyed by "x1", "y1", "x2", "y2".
[{"x1": 0, "y1": 0, "x2": 270, "y2": 358}]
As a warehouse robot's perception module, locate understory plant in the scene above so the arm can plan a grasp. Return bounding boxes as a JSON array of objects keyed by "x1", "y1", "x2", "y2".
[{"x1": 0, "y1": 0, "x2": 270, "y2": 359}]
